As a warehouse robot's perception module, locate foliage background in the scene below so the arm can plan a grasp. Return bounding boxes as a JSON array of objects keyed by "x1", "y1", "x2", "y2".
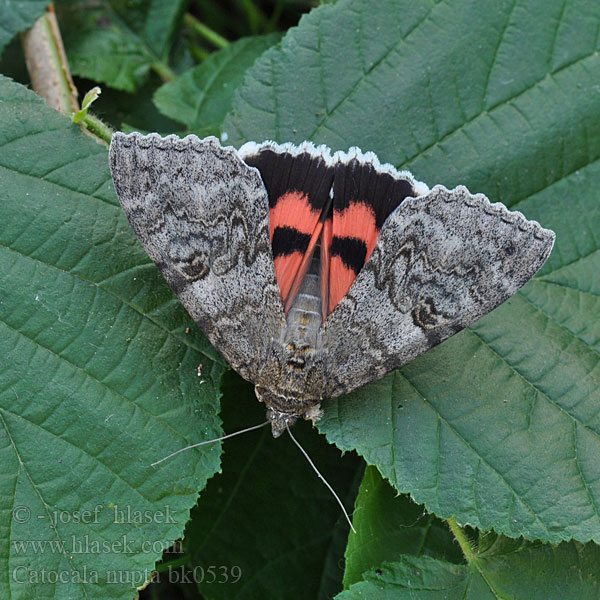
[{"x1": 0, "y1": 0, "x2": 599, "y2": 599}]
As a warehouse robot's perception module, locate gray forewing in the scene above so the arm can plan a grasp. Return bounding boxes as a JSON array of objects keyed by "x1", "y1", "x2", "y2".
[
  {"x1": 109, "y1": 132, "x2": 286, "y2": 383},
  {"x1": 321, "y1": 185, "x2": 555, "y2": 398}
]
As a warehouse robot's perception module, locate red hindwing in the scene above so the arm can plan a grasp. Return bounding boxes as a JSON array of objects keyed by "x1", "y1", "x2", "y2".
[{"x1": 241, "y1": 143, "x2": 420, "y2": 319}]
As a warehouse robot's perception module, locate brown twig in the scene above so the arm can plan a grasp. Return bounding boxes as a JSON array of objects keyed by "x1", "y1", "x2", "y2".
[{"x1": 21, "y1": 4, "x2": 79, "y2": 113}]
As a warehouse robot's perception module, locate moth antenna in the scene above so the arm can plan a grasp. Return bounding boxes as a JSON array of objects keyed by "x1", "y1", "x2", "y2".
[
  {"x1": 286, "y1": 422, "x2": 357, "y2": 534},
  {"x1": 151, "y1": 421, "x2": 269, "y2": 467}
]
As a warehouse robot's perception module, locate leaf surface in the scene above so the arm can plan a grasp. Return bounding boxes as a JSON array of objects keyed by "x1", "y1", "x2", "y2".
[
  {"x1": 342, "y1": 467, "x2": 600, "y2": 598},
  {"x1": 336, "y1": 540, "x2": 600, "y2": 600},
  {"x1": 343, "y1": 466, "x2": 462, "y2": 588},
  {"x1": 0, "y1": 76, "x2": 224, "y2": 599},
  {"x1": 59, "y1": 0, "x2": 185, "y2": 92},
  {"x1": 154, "y1": 33, "x2": 281, "y2": 137},
  {"x1": 0, "y1": 0, "x2": 50, "y2": 53}
]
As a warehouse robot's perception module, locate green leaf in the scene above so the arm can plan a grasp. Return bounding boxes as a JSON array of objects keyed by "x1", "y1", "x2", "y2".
[
  {"x1": 343, "y1": 468, "x2": 600, "y2": 598},
  {"x1": 72, "y1": 85, "x2": 101, "y2": 123},
  {"x1": 344, "y1": 466, "x2": 462, "y2": 588},
  {"x1": 0, "y1": 75, "x2": 225, "y2": 599},
  {"x1": 170, "y1": 372, "x2": 362, "y2": 600},
  {"x1": 336, "y1": 537, "x2": 600, "y2": 599},
  {"x1": 225, "y1": 0, "x2": 600, "y2": 544},
  {"x1": 58, "y1": 0, "x2": 184, "y2": 92},
  {"x1": 0, "y1": 0, "x2": 50, "y2": 53},
  {"x1": 154, "y1": 33, "x2": 281, "y2": 137},
  {"x1": 338, "y1": 559, "x2": 474, "y2": 600}
]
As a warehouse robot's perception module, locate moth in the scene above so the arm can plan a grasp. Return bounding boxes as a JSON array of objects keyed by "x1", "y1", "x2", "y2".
[{"x1": 109, "y1": 133, "x2": 555, "y2": 437}]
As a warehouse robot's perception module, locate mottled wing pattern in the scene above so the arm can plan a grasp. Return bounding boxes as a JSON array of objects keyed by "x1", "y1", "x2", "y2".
[
  {"x1": 109, "y1": 132, "x2": 285, "y2": 383},
  {"x1": 321, "y1": 185, "x2": 556, "y2": 398}
]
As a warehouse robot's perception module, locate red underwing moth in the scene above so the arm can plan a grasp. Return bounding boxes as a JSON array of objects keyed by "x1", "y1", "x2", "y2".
[{"x1": 109, "y1": 133, "x2": 555, "y2": 437}]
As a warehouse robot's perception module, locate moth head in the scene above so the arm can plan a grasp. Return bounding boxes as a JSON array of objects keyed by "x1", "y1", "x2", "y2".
[
  {"x1": 254, "y1": 386, "x2": 307, "y2": 437},
  {"x1": 265, "y1": 409, "x2": 299, "y2": 438}
]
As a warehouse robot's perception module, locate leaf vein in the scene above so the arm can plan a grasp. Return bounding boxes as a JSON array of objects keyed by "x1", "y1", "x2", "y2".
[
  {"x1": 482, "y1": 0, "x2": 518, "y2": 107},
  {"x1": 0, "y1": 409, "x2": 91, "y2": 599},
  {"x1": 0, "y1": 317, "x2": 201, "y2": 450},
  {"x1": 466, "y1": 325, "x2": 600, "y2": 441},
  {"x1": 309, "y1": 1, "x2": 438, "y2": 140},
  {"x1": 397, "y1": 371, "x2": 546, "y2": 532},
  {"x1": 548, "y1": 0, "x2": 569, "y2": 69},
  {"x1": 0, "y1": 241, "x2": 215, "y2": 359}
]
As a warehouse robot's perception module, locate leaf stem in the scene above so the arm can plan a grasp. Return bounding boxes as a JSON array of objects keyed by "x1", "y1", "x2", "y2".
[
  {"x1": 151, "y1": 61, "x2": 177, "y2": 82},
  {"x1": 237, "y1": 0, "x2": 267, "y2": 34},
  {"x1": 79, "y1": 113, "x2": 113, "y2": 146},
  {"x1": 266, "y1": 0, "x2": 286, "y2": 30},
  {"x1": 189, "y1": 44, "x2": 211, "y2": 62},
  {"x1": 184, "y1": 13, "x2": 229, "y2": 48},
  {"x1": 447, "y1": 517, "x2": 504, "y2": 599},
  {"x1": 447, "y1": 517, "x2": 476, "y2": 564}
]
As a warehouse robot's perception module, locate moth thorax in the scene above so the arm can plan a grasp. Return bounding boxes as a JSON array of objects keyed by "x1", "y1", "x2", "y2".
[{"x1": 284, "y1": 249, "x2": 322, "y2": 349}]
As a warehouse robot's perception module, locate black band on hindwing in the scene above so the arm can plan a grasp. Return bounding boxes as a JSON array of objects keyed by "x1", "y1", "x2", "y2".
[
  {"x1": 330, "y1": 236, "x2": 368, "y2": 274},
  {"x1": 271, "y1": 226, "x2": 311, "y2": 258}
]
